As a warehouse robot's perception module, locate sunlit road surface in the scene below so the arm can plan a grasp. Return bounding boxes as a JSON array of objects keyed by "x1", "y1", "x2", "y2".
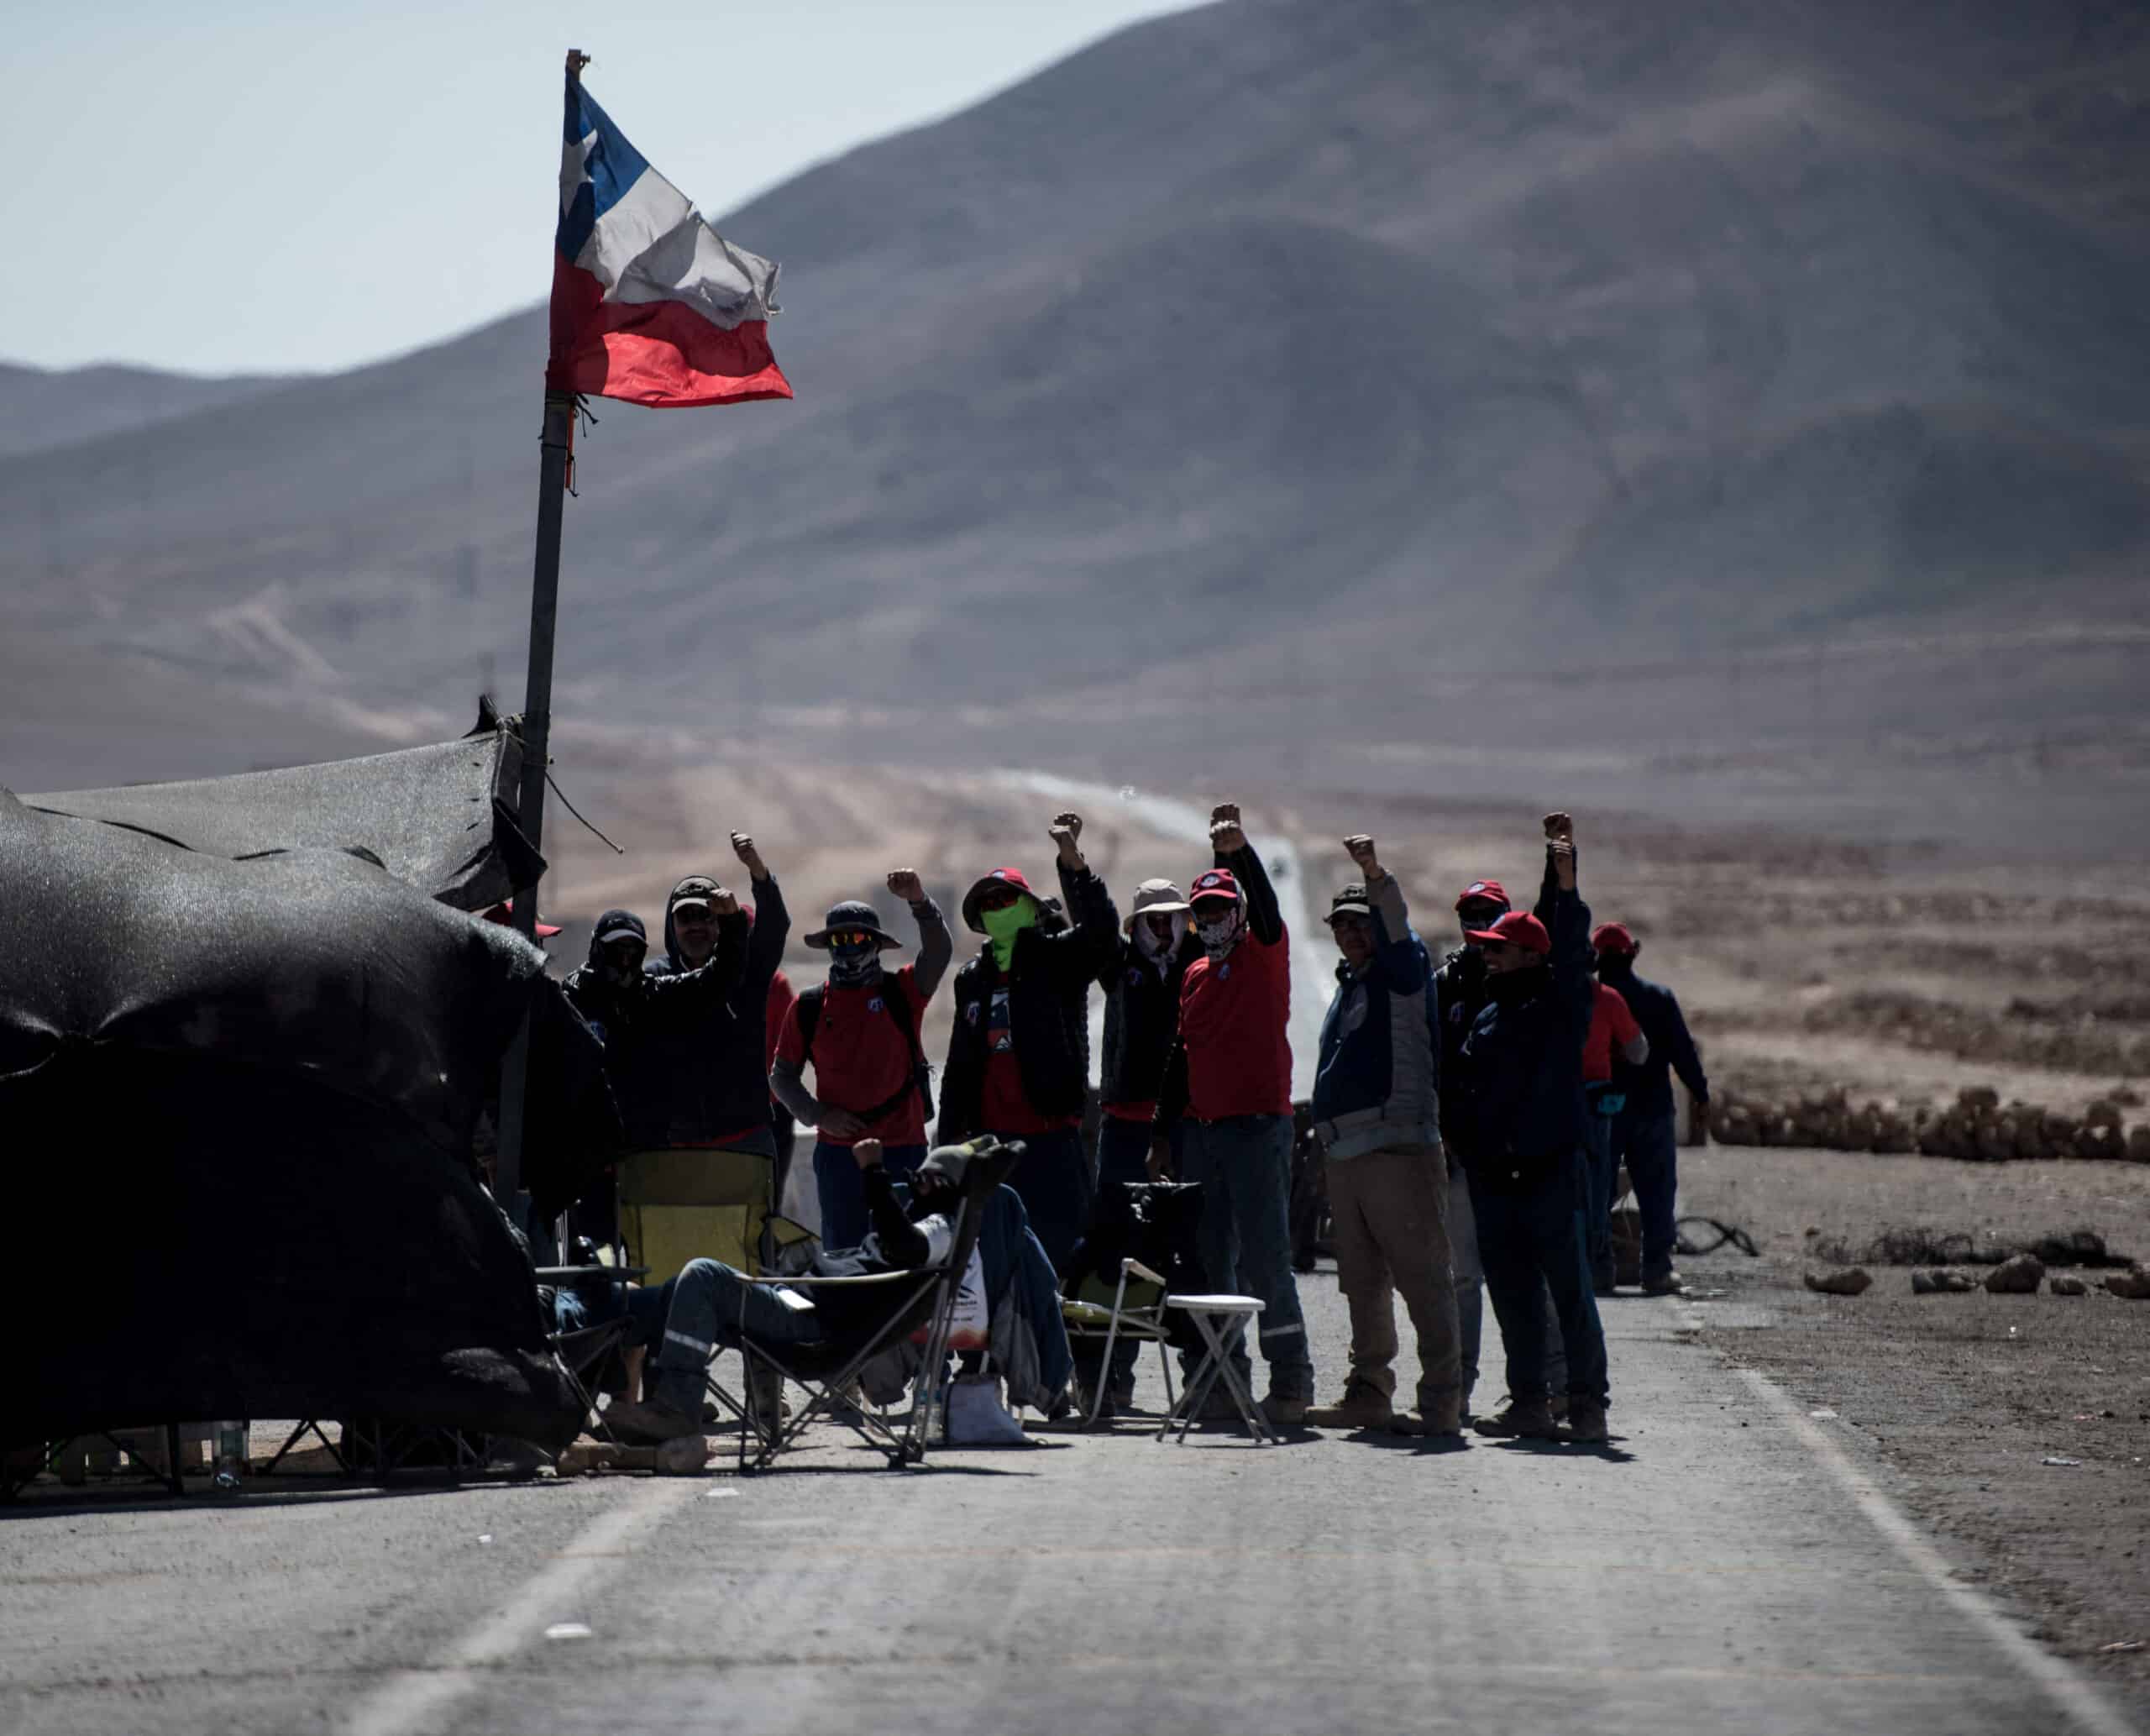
[{"x1": 1, "y1": 1273, "x2": 2128, "y2": 1736}]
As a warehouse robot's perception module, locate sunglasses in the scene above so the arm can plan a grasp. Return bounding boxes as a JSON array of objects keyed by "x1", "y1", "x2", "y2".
[
  {"x1": 974, "y1": 886, "x2": 1023, "y2": 911},
  {"x1": 826, "y1": 930, "x2": 878, "y2": 949}
]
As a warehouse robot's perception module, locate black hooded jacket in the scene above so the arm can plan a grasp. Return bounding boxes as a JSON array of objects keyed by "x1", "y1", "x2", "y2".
[
  {"x1": 1456, "y1": 847, "x2": 1594, "y2": 1186},
  {"x1": 937, "y1": 863, "x2": 1119, "y2": 1143},
  {"x1": 564, "y1": 907, "x2": 747, "y2": 1151},
  {"x1": 637, "y1": 873, "x2": 791, "y2": 1152}
]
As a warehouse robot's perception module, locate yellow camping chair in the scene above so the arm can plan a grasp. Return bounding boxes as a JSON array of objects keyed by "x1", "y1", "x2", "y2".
[{"x1": 617, "y1": 1146, "x2": 773, "y2": 1282}]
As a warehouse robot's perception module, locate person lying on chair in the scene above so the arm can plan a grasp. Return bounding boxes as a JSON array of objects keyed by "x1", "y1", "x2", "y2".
[{"x1": 592, "y1": 1138, "x2": 988, "y2": 1445}]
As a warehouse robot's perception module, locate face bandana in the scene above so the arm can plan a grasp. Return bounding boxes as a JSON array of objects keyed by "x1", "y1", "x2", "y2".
[
  {"x1": 1193, "y1": 903, "x2": 1243, "y2": 960},
  {"x1": 1135, "y1": 911, "x2": 1187, "y2": 964},
  {"x1": 828, "y1": 940, "x2": 883, "y2": 989},
  {"x1": 980, "y1": 899, "x2": 1039, "y2": 972}
]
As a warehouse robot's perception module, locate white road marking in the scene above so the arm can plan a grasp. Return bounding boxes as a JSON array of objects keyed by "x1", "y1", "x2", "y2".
[
  {"x1": 1735, "y1": 1364, "x2": 2134, "y2": 1736},
  {"x1": 343, "y1": 1477, "x2": 698, "y2": 1736}
]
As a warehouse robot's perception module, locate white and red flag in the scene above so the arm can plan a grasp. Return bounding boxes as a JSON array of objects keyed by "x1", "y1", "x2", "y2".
[{"x1": 547, "y1": 76, "x2": 791, "y2": 407}]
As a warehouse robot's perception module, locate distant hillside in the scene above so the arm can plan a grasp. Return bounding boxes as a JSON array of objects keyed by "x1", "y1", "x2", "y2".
[
  {"x1": 4, "y1": 0, "x2": 2147, "y2": 844},
  {"x1": 0, "y1": 361, "x2": 300, "y2": 459}
]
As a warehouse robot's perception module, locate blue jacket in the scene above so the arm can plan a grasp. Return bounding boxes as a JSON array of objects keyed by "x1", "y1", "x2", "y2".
[
  {"x1": 1458, "y1": 853, "x2": 1594, "y2": 1183},
  {"x1": 1598, "y1": 957, "x2": 1707, "y2": 1118},
  {"x1": 1311, "y1": 874, "x2": 1440, "y2": 1157}
]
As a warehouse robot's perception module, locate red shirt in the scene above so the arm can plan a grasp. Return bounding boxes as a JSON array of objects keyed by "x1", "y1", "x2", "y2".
[
  {"x1": 1581, "y1": 983, "x2": 1642, "y2": 1083},
  {"x1": 978, "y1": 986, "x2": 1081, "y2": 1136},
  {"x1": 1178, "y1": 926, "x2": 1293, "y2": 1120},
  {"x1": 773, "y1": 965, "x2": 931, "y2": 1147},
  {"x1": 764, "y1": 969, "x2": 795, "y2": 1078}
]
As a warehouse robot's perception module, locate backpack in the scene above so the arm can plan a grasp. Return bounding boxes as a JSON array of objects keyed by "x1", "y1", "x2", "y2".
[{"x1": 794, "y1": 978, "x2": 936, "y2": 1125}]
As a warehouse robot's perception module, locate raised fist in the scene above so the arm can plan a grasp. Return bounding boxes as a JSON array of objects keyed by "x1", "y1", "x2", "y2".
[
  {"x1": 1209, "y1": 802, "x2": 1246, "y2": 854},
  {"x1": 1050, "y1": 812, "x2": 1085, "y2": 863},
  {"x1": 710, "y1": 888, "x2": 742, "y2": 917},
  {"x1": 1343, "y1": 834, "x2": 1380, "y2": 877},
  {"x1": 886, "y1": 869, "x2": 926, "y2": 905},
  {"x1": 1543, "y1": 812, "x2": 1574, "y2": 843},
  {"x1": 731, "y1": 831, "x2": 767, "y2": 878}
]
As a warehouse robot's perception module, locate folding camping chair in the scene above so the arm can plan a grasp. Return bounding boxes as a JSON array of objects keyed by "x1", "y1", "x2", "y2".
[
  {"x1": 717, "y1": 1141, "x2": 1020, "y2": 1471},
  {"x1": 1061, "y1": 1256, "x2": 1177, "y2": 1427}
]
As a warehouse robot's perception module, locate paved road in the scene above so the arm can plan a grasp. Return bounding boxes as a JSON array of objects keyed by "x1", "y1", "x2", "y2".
[{"x1": 0, "y1": 1277, "x2": 2127, "y2": 1736}]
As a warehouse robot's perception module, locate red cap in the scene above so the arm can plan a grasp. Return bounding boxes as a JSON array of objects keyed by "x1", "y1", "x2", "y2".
[
  {"x1": 961, "y1": 866, "x2": 1039, "y2": 932},
  {"x1": 1188, "y1": 868, "x2": 1242, "y2": 905},
  {"x1": 484, "y1": 899, "x2": 562, "y2": 939},
  {"x1": 1455, "y1": 878, "x2": 1511, "y2": 913},
  {"x1": 1591, "y1": 922, "x2": 1638, "y2": 957},
  {"x1": 1467, "y1": 910, "x2": 1550, "y2": 954}
]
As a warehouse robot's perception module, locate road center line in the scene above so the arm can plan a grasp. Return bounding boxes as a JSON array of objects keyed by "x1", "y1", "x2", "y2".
[
  {"x1": 1734, "y1": 1364, "x2": 2133, "y2": 1736},
  {"x1": 343, "y1": 1476, "x2": 699, "y2": 1736}
]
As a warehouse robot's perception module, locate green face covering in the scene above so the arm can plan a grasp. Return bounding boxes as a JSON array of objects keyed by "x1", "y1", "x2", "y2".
[{"x1": 980, "y1": 899, "x2": 1039, "y2": 971}]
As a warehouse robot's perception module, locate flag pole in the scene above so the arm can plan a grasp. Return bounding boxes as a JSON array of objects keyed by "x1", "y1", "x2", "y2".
[{"x1": 496, "y1": 46, "x2": 589, "y2": 1217}]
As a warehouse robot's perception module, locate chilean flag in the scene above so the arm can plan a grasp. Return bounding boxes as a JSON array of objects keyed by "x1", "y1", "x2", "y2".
[{"x1": 547, "y1": 77, "x2": 791, "y2": 408}]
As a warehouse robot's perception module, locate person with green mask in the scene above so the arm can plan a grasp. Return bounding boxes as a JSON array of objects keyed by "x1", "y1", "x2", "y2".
[{"x1": 937, "y1": 810, "x2": 1120, "y2": 1272}]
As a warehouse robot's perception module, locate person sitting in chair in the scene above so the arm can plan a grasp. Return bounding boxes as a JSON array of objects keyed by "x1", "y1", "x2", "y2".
[{"x1": 588, "y1": 1138, "x2": 987, "y2": 1445}]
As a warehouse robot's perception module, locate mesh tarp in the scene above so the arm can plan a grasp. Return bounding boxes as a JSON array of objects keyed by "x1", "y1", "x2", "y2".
[
  {"x1": 0, "y1": 789, "x2": 618, "y2": 1450},
  {"x1": 19, "y1": 704, "x2": 543, "y2": 913}
]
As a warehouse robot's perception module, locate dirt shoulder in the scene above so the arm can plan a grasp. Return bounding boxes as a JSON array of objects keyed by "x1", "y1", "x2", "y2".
[{"x1": 1673, "y1": 1142, "x2": 2150, "y2": 1722}]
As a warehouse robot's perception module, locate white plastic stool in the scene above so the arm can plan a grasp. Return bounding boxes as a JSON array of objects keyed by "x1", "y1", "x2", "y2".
[{"x1": 1158, "y1": 1294, "x2": 1273, "y2": 1445}]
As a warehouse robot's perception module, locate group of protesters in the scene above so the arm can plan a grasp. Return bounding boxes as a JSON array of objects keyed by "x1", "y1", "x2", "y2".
[{"x1": 544, "y1": 799, "x2": 1707, "y2": 1450}]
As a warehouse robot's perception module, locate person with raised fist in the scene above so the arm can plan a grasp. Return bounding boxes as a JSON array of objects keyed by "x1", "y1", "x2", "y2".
[
  {"x1": 619, "y1": 833, "x2": 793, "y2": 1286},
  {"x1": 1455, "y1": 812, "x2": 1612, "y2": 1445},
  {"x1": 1304, "y1": 834, "x2": 1462, "y2": 1436},
  {"x1": 768, "y1": 869, "x2": 953, "y2": 1249},
  {"x1": 937, "y1": 811, "x2": 1120, "y2": 1271},
  {"x1": 1152, "y1": 802, "x2": 1314, "y2": 1427}
]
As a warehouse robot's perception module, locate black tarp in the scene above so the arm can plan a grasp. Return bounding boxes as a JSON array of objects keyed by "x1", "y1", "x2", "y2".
[
  {"x1": 20, "y1": 701, "x2": 543, "y2": 913},
  {"x1": 0, "y1": 789, "x2": 619, "y2": 1451}
]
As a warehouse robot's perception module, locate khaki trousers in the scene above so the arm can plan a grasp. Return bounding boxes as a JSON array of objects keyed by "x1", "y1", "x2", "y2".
[{"x1": 1326, "y1": 1141, "x2": 1461, "y2": 1410}]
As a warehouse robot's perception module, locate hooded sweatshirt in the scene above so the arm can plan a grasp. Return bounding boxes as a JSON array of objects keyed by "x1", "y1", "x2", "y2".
[{"x1": 639, "y1": 872, "x2": 791, "y2": 1152}]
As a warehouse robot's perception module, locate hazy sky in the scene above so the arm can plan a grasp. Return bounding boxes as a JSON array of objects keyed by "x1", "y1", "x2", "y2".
[{"x1": 13, "y1": 1, "x2": 1193, "y2": 377}]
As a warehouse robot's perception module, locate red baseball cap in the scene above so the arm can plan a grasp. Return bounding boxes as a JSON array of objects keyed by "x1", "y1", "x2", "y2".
[
  {"x1": 961, "y1": 866, "x2": 1038, "y2": 932},
  {"x1": 1591, "y1": 922, "x2": 1639, "y2": 957},
  {"x1": 1188, "y1": 868, "x2": 1242, "y2": 906},
  {"x1": 1455, "y1": 878, "x2": 1511, "y2": 913},
  {"x1": 1467, "y1": 910, "x2": 1550, "y2": 954}
]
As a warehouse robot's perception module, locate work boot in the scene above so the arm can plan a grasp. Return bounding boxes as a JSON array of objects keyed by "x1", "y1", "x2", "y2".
[
  {"x1": 1642, "y1": 1267, "x2": 1686, "y2": 1297},
  {"x1": 1472, "y1": 1397, "x2": 1560, "y2": 1440},
  {"x1": 603, "y1": 1398, "x2": 700, "y2": 1446},
  {"x1": 1258, "y1": 1391, "x2": 1311, "y2": 1427},
  {"x1": 1565, "y1": 1402, "x2": 1610, "y2": 1445},
  {"x1": 1194, "y1": 1384, "x2": 1241, "y2": 1422},
  {"x1": 1304, "y1": 1378, "x2": 1394, "y2": 1431},
  {"x1": 1397, "y1": 1390, "x2": 1465, "y2": 1437}
]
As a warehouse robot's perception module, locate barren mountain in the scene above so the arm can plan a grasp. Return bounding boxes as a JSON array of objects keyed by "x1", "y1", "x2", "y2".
[
  {"x1": 0, "y1": 361, "x2": 297, "y2": 459},
  {"x1": 6, "y1": 0, "x2": 2147, "y2": 846}
]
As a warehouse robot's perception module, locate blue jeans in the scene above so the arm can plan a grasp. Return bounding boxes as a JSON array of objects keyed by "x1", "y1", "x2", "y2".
[
  {"x1": 642, "y1": 1258, "x2": 821, "y2": 1415},
  {"x1": 813, "y1": 1141, "x2": 925, "y2": 1249},
  {"x1": 986, "y1": 1124, "x2": 1093, "y2": 1276},
  {"x1": 1612, "y1": 1108, "x2": 1680, "y2": 1277},
  {"x1": 1468, "y1": 1154, "x2": 1608, "y2": 1408},
  {"x1": 1448, "y1": 1155, "x2": 1564, "y2": 1405},
  {"x1": 1581, "y1": 1110, "x2": 1616, "y2": 1284},
  {"x1": 1179, "y1": 1114, "x2": 1313, "y2": 1402}
]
